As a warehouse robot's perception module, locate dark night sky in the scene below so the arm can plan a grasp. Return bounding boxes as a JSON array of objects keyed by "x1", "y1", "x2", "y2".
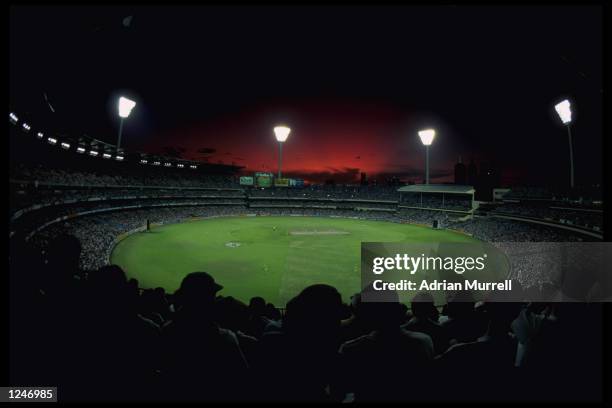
[{"x1": 9, "y1": 5, "x2": 603, "y2": 185}]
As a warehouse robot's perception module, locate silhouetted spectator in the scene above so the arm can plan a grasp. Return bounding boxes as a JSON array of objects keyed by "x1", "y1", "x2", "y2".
[
  {"x1": 161, "y1": 272, "x2": 248, "y2": 402},
  {"x1": 404, "y1": 292, "x2": 450, "y2": 355},
  {"x1": 258, "y1": 284, "x2": 344, "y2": 402},
  {"x1": 439, "y1": 291, "x2": 487, "y2": 344},
  {"x1": 215, "y1": 296, "x2": 260, "y2": 367},
  {"x1": 246, "y1": 296, "x2": 271, "y2": 338},
  {"x1": 265, "y1": 302, "x2": 281, "y2": 321},
  {"x1": 436, "y1": 302, "x2": 518, "y2": 401},
  {"x1": 339, "y1": 286, "x2": 434, "y2": 402},
  {"x1": 339, "y1": 293, "x2": 375, "y2": 343},
  {"x1": 80, "y1": 265, "x2": 161, "y2": 401}
]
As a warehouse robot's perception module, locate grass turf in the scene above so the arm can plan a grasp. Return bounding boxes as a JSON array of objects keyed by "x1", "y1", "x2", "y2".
[{"x1": 110, "y1": 215, "x2": 480, "y2": 306}]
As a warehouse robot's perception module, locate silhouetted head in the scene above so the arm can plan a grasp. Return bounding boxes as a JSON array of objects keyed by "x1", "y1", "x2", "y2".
[
  {"x1": 175, "y1": 271, "x2": 223, "y2": 312},
  {"x1": 248, "y1": 296, "x2": 266, "y2": 315},
  {"x1": 411, "y1": 291, "x2": 439, "y2": 320},
  {"x1": 444, "y1": 291, "x2": 476, "y2": 318},
  {"x1": 89, "y1": 265, "x2": 127, "y2": 292},
  {"x1": 88, "y1": 265, "x2": 129, "y2": 310},
  {"x1": 265, "y1": 302, "x2": 281, "y2": 320},
  {"x1": 285, "y1": 284, "x2": 343, "y2": 333},
  {"x1": 358, "y1": 283, "x2": 404, "y2": 330}
]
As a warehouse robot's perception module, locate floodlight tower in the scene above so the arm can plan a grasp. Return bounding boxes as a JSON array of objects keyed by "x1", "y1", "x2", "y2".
[
  {"x1": 418, "y1": 129, "x2": 436, "y2": 185},
  {"x1": 117, "y1": 96, "x2": 136, "y2": 149},
  {"x1": 554, "y1": 99, "x2": 574, "y2": 189},
  {"x1": 274, "y1": 125, "x2": 291, "y2": 179}
]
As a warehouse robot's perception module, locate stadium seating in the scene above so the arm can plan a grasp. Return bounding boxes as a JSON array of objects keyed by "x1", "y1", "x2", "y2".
[{"x1": 9, "y1": 234, "x2": 603, "y2": 402}]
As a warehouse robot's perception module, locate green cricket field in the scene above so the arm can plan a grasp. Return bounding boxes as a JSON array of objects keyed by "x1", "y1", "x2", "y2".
[{"x1": 110, "y1": 215, "x2": 480, "y2": 306}]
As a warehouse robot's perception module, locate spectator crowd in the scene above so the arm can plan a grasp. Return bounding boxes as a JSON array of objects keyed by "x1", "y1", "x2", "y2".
[{"x1": 9, "y1": 234, "x2": 602, "y2": 403}]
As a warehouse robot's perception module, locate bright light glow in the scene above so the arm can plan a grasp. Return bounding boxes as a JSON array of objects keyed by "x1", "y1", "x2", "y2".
[
  {"x1": 154, "y1": 161, "x2": 161, "y2": 166},
  {"x1": 47, "y1": 137, "x2": 57, "y2": 145},
  {"x1": 22, "y1": 123, "x2": 31, "y2": 131},
  {"x1": 418, "y1": 129, "x2": 436, "y2": 146},
  {"x1": 89, "y1": 150, "x2": 99, "y2": 156},
  {"x1": 9, "y1": 113, "x2": 18, "y2": 122},
  {"x1": 115, "y1": 155, "x2": 124, "y2": 161},
  {"x1": 164, "y1": 162, "x2": 171, "y2": 167},
  {"x1": 61, "y1": 142, "x2": 70, "y2": 149},
  {"x1": 118, "y1": 96, "x2": 136, "y2": 118},
  {"x1": 140, "y1": 159, "x2": 148, "y2": 164},
  {"x1": 190, "y1": 165, "x2": 197, "y2": 169},
  {"x1": 77, "y1": 147, "x2": 86, "y2": 153},
  {"x1": 177, "y1": 164, "x2": 184, "y2": 168},
  {"x1": 274, "y1": 126, "x2": 291, "y2": 142},
  {"x1": 103, "y1": 153, "x2": 112, "y2": 159},
  {"x1": 555, "y1": 99, "x2": 572, "y2": 124},
  {"x1": 37, "y1": 132, "x2": 44, "y2": 139}
]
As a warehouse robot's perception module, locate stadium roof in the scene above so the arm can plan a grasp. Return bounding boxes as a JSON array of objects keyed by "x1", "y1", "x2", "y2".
[{"x1": 397, "y1": 184, "x2": 475, "y2": 194}]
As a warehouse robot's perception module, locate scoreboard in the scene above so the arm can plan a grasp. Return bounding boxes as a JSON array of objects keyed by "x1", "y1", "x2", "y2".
[
  {"x1": 246, "y1": 172, "x2": 304, "y2": 188},
  {"x1": 239, "y1": 176, "x2": 254, "y2": 186},
  {"x1": 255, "y1": 172, "x2": 274, "y2": 187},
  {"x1": 274, "y1": 178, "x2": 289, "y2": 187}
]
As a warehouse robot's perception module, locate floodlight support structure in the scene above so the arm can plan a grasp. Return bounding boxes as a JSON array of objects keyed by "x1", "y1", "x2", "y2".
[
  {"x1": 278, "y1": 141, "x2": 283, "y2": 179},
  {"x1": 117, "y1": 117, "x2": 125, "y2": 149},
  {"x1": 425, "y1": 145, "x2": 430, "y2": 185},
  {"x1": 567, "y1": 124, "x2": 574, "y2": 189}
]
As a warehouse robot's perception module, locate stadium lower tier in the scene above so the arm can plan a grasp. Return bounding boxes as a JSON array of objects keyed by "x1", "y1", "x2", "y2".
[{"x1": 13, "y1": 199, "x2": 594, "y2": 304}]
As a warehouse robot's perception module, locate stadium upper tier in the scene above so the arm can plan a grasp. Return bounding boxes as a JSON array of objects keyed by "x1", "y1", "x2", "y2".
[{"x1": 9, "y1": 160, "x2": 603, "y2": 240}]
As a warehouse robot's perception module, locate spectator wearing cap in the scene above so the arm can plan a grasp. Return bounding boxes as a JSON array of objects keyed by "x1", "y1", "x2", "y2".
[{"x1": 160, "y1": 272, "x2": 249, "y2": 402}]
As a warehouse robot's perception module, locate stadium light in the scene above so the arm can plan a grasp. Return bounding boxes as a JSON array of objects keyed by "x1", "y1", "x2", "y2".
[
  {"x1": 77, "y1": 147, "x2": 86, "y2": 153},
  {"x1": 555, "y1": 100, "x2": 572, "y2": 124},
  {"x1": 190, "y1": 164, "x2": 197, "y2": 169},
  {"x1": 115, "y1": 155, "x2": 124, "y2": 161},
  {"x1": 22, "y1": 123, "x2": 31, "y2": 132},
  {"x1": 103, "y1": 153, "x2": 112, "y2": 159},
  {"x1": 274, "y1": 125, "x2": 291, "y2": 179},
  {"x1": 89, "y1": 150, "x2": 99, "y2": 157},
  {"x1": 554, "y1": 99, "x2": 574, "y2": 189},
  {"x1": 9, "y1": 112, "x2": 18, "y2": 124},
  {"x1": 140, "y1": 159, "x2": 148, "y2": 164},
  {"x1": 36, "y1": 132, "x2": 44, "y2": 139},
  {"x1": 61, "y1": 142, "x2": 71, "y2": 149},
  {"x1": 47, "y1": 137, "x2": 57, "y2": 145},
  {"x1": 116, "y1": 96, "x2": 136, "y2": 149},
  {"x1": 177, "y1": 163, "x2": 184, "y2": 168},
  {"x1": 118, "y1": 96, "x2": 136, "y2": 118},
  {"x1": 418, "y1": 129, "x2": 436, "y2": 184}
]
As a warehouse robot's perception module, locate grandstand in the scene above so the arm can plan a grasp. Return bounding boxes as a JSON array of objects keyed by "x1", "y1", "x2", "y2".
[{"x1": 398, "y1": 184, "x2": 476, "y2": 215}]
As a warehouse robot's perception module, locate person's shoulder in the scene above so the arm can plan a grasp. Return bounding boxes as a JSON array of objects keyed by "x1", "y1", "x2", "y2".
[
  {"x1": 339, "y1": 332, "x2": 376, "y2": 354},
  {"x1": 260, "y1": 329, "x2": 285, "y2": 343},
  {"x1": 439, "y1": 339, "x2": 482, "y2": 360},
  {"x1": 400, "y1": 328, "x2": 435, "y2": 353},
  {"x1": 236, "y1": 330, "x2": 258, "y2": 343},
  {"x1": 401, "y1": 327, "x2": 433, "y2": 341}
]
